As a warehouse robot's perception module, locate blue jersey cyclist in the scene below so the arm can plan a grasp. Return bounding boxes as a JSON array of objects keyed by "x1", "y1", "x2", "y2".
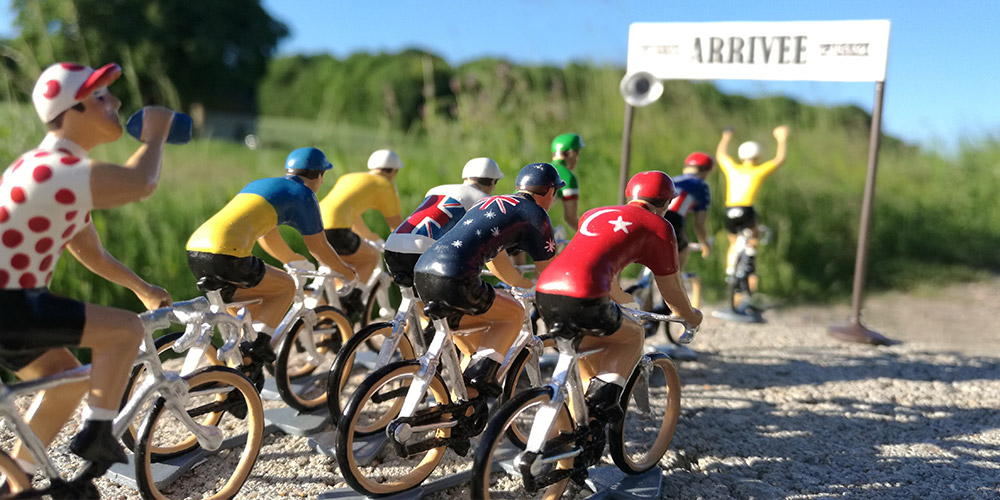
[
  {"x1": 413, "y1": 162, "x2": 562, "y2": 397},
  {"x1": 665, "y1": 152, "x2": 714, "y2": 270},
  {"x1": 383, "y1": 157, "x2": 504, "y2": 288},
  {"x1": 186, "y1": 147, "x2": 357, "y2": 342}
]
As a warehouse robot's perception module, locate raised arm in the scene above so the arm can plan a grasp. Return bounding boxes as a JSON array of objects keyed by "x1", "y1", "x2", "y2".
[
  {"x1": 716, "y1": 127, "x2": 734, "y2": 162},
  {"x1": 771, "y1": 125, "x2": 789, "y2": 166},
  {"x1": 90, "y1": 107, "x2": 175, "y2": 209},
  {"x1": 64, "y1": 224, "x2": 171, "y2": 309}
]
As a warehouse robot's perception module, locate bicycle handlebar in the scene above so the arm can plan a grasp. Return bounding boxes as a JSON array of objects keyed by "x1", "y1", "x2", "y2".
[
  {"x1": 620, "y1": 305, "x2": 700, "y2": 344},
  {"x1": 284, "y1": 262, "x2": 357, "y2": 295},
  {"x1": 141, "y1": 297, "x2": 247, "y2": 365}
]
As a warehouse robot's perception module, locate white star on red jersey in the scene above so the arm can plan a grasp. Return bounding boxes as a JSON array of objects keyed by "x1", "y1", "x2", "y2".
[{"x1": 609, "y1": 216, "x2": 632, "y2": 234}]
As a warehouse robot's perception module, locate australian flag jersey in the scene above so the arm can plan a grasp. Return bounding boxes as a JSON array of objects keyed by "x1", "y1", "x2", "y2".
[
  {"x1": 667, "y1": 173, "x2": 711, "y2": 218},
  {"x1": 385, "y1": 183, "x2": 488, "y2": 255},
  {"x1": 414, "y1": 193, "x2": 556, "y2": 282}
]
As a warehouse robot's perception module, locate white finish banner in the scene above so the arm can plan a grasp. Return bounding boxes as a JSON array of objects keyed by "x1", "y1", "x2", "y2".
[{"x1": 627, "y1": 20, "x2": 890, "y2": 82}]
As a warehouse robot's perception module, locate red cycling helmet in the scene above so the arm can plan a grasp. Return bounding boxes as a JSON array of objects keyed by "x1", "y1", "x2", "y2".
[
  {"x1": 626, "y1": 171, "x2": 677, "y2": 204},
  {"x1": 684, "y1": 152, "x2": 714, "y2": 171}
]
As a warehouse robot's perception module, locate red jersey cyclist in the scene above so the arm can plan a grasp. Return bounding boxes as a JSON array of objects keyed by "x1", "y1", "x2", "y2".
[
  {"x1": 716, "y1": 125, "x2": 789, "y2": 284},
  {"x1": 0, "y1": 62, "x2": 174, "y2": 471},
  {"x1": 535, "y1": 171, "x2": 703, "y2": 421},
  {"x1": 412, "y1": 163, "x2": 561, "y2": 398},
  {"x1": 186, "y1": 147, "x2": 358, "y2": 343}
]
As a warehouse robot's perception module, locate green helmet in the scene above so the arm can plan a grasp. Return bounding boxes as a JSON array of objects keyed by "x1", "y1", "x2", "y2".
[{"x1": 551, "y1": 133, "x2": 584, "y2": 155}]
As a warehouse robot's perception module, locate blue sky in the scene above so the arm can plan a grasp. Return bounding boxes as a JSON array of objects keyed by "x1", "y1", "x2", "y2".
[{"x1": 3, "y1": 0, "x2": 995, "y2": 152}]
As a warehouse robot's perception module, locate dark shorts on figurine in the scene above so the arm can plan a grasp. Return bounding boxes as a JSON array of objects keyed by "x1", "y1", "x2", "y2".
[
  {"x1": 0, "y1": 288, "x2": 86, "y2": 371},
  {"x1": 383, "y1": 250, "x2": 420, "y2": 289},
  {"x1": 535, "y1": 293, "x2": 623, "y2": 337},
  {"x1": 324, "y1": 228, "x2": 363, "y2": 256},
  {"x1": 663, "y1": 211, "x2": 690, "y2": 250},
  {"x1": 724, "y1": 206, "x2": 758, "y2": 234},
  {"x1": 187, "y1": 251, "x2": 267, "y2": 303},
  {"x1": 413, "y1": 273, "x2": 495, "y2": 317}
]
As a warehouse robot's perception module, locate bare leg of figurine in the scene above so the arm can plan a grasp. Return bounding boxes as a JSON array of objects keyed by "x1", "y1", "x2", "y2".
[
  {"x1": 452, "y1": 293, "x2": 524, "y2": 397},
  {"x1": 230, "y1": 265, "x2": 295, "y2": 330},
  {"x1": 78, "y1": 305, "x2": 144, "y2": 411},
  {"x1": 11, "y1": 348, "x2": 88, "y2": 467},
  {"x1": 578, "y1": 316, "x2": 643, "y2": 389},
  {"x1": 342, "y1": 241, "x2": 379, "y2": 284},
  {"x1": 725, "y1": 233, "x2": 739, "y2": 276}
]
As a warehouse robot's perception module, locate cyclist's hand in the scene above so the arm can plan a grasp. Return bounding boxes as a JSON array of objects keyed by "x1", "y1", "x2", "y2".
[
  {"x1": 139, "y1": 106, "x2": 175, "y2": 144},
  {"x1": 773, "y1": 125, "x2": 789, "y2": 140},
  {"x1": 686, "y1": 308, "x2": 703, "y2": 328},
  {"x1": 285, "y1": 257, "x2": 315, "y2": 271},
  {"x1": 722, "y1": 127, "x2": 734, "y2": 137},
  {"x1": 700, "y1": 243, "x2": 712, "y2": 259},
  {"x1": 138, "y1": 284, "x2": 172, "y2": 310}
]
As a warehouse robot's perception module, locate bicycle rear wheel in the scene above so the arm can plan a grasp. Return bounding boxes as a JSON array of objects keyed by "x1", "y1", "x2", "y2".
[
  {"x1": 471, "y1": 386, "x2": 573, "y2": 500},
  {"x1": 609, "y1": 353, "x2": 680, "y2": 473},
  {"x1": 120, "y1": 331, "x2": 223, "y2": 455},
  {"x1": 326, "y1": 321, "x2": 416, "y2": 424},
  {"x1": 134, "y1": 366, "x2": 264, "y2": 500},
  {"x1": 335, "y1": 360, "x2": 450, "y2": 497},
  {"x1": 274, "y1": 305, "x2": 353, "y2": 412},
  {"x1": 499, "y1": 347, "x2": 542, "y2": 449}
]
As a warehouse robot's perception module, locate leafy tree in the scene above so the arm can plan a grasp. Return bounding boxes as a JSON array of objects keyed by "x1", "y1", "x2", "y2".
[{"x1": 3, "y1": 0, "x2": 288, "y2": 112}]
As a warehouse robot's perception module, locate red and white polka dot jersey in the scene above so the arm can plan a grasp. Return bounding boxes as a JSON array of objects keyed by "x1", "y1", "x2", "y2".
[{"x1": 0, "y1": 134, "x2": 93, "y2": 289}]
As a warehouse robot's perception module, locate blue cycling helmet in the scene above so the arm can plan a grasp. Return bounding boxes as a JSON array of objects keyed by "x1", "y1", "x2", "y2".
[
  {"x1": 515, "y1": 162, "x2": 566, "y2": 190},
  {"x1": 285, "y1": 147, "x2": 333, "y2": 171}
]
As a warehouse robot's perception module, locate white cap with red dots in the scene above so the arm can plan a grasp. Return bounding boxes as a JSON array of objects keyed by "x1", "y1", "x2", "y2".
[{"x1": 31, "y1": 62, "x2": 122, "y2": 123}]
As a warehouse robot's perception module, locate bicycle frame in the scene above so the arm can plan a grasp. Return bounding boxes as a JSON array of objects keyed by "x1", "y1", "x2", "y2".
[
  {"x1": 0, "y1": 299, "x2": 242, "y2": 482},
  {"x1": 374, "y1": 286, "x2": 425, "y2": 367}
]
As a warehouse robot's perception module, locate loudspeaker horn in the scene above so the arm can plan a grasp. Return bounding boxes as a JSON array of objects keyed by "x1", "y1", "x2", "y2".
[{"x1": 619, "y1": 71, "x2": 663, "y2": 107}]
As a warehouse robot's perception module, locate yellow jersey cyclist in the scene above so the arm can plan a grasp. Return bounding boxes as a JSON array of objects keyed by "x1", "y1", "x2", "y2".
[
  {"x1": 715, "y1": 125, "x2": 789, "y2": 283},
  {"x1": 1, "y1": 62, "x2": 174, "y2": 472},
  {"x1": 550, "y1": 133, "x2": 584, "y2": 231},
  {"x1": 186, "y1": 147, "x2": 358, "y2": 343},
  {"x1": 319, "y1": 149, "x2": 404, "y2": 288}
]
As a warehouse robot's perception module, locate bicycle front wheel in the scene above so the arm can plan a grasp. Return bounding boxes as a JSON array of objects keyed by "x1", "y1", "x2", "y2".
[
  {"x1": 362, "y1": 279, "x2": 399, "y2": 329},
  {"x1": 326, "y1": 321, "x2": 416, "y2": 424},
  {"x1": 120, "y1": 331, "x2": 223, "y2": 455},
  {"x1": 335, "y1": 360, "x2": 450, "y2": 497},
  {"x1": 499, "y1": 347, "x2": 542, "y2": 449},
  {"x1": 609, "y1": 353, "x2": 681, "y2": 473},
  {"x1": 274, "y1": 305, "x2": 353, "y2": 412},
  {"x1": 471, "y1": 386, "x2": 573, "y2": 500},
  {"x1": 134, "y1": 366, "x2": 264, "y2": 500}
]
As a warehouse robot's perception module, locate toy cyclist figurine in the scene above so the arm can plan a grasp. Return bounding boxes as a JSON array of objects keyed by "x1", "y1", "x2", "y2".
[
  {"x1": 550, "y1": 133, "x2": 584, "y2": 231},
  {"x1": 666, "y1": 152, "x2": 714, "y2": 270},
  {"x1": 716, "y1": 125, "x2": 789, "y2": 287},
  {"x1": 412, "y1": 162, "x2": 561, "y2": 398},
  {"x1": 319, "y1": 149, "x2": 404, "y2": 286},
  {"x1": 186, "y1": 147, "x2": 358, "y2": 343},
  {"x1": 383, "y1": 157, "x2": 504, "y2": 288},
  {"x1": 535, "y1": 171, "x2": 702, "y2": 421},
  {"x1": 0, "y1": 62, "x2": 175, "y2": 473}
]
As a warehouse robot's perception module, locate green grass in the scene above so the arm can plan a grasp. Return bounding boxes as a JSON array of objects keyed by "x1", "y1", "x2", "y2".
[{"x1": 3, "y1": 85, "x2": 999, "y2": 312}]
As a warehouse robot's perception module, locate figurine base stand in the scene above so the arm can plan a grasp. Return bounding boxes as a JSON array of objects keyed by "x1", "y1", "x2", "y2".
[
  {"x1": 828, "y1": 321, "x2": 900, "y2": 346},
  {"x1": 260, "y1": 378, "x2": 334, "y2": 435},
  {"x1": 652, "y1": 343, "x2": 697, "y2": 362},
  {"x1": 583, "y1": 465, "x2": 663, "y2": 500},
  {"x1": 712, "y1": 307, "x2": 765, "y2": 324}
]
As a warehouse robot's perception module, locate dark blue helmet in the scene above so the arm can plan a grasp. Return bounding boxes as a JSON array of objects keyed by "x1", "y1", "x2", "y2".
[
  {"x1": 515, "y1": 162, "x2": 566, "y2": 190},
  {"x1": 285, "y1": 147, "x2": 332, "y2": 171}
]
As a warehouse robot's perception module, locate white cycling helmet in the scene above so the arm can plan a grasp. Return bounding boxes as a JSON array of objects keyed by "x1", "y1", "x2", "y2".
[
  {"x1": 461, "y1": 157, "x2": 504, "y2": 180},
  {"x1": 737, "y1": 141, "x2": 762, "y2": 161},
  {"x1": 367, "y1": 149, "x2": 404, "y2": 170}
]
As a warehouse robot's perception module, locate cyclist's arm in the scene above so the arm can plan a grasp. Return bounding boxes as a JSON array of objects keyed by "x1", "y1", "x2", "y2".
[
  {"x1": 609, "y1": 275, "x2": 632, "y2": 304},
  {"x1": 385, "y1": 214, "x2": 403, "y2": 232},
  {"x1": 771, "y1": 125, "x2": 789, "y2": 166},
  {"x1": 351, "y1": 215, "x2": 381, "y2": 242},
  {"x1": 301, "y1": 232, "x2": 358, "y2": 281},
  {"x1": 64, "y1": 224, "x2": 172, "y2": 309},
  {"x1": 257, "y1": 227, "x2": 307, "y2": 264},
  {"x1": 653, "y1": 273, "x2": 701, "y2": 327},
  {"x1": 486, "y1": 251, "x2": 533, "y2": 289},
  {"x1": 90, "y1": 107, "x2": 174, "y2": 209},
  {"x1": 693, "y1": 211, "x2": 711, "y2": 257},
  {"x1": 562, "y1": 198, "x2": 579, "y2": 231},
  {"x1": 716, "y1": 128, "x2": 733, "y2": 163}
]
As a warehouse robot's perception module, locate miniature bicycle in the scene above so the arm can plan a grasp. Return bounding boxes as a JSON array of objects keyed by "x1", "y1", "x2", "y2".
[
  {"x1": 121, "y1": 261, "x2": 355, "y2": 433},
  {"x1": 336, "y1": 240, "x2": 399, "y2": 329},
  {"x1": 625, "y1": 243, "x2": 703, "y2": 359},
  {"x1": 334, "y1": 287, "x2": 544, "y2": 497},
  {"x1": 470, "y1": 306, "x2": 697, "y2": 499},
  {"x1": 0, "y1": 299, "x2": 264, "y2": 500}
]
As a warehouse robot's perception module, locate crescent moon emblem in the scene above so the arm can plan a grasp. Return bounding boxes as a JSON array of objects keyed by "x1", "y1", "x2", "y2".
[{"x1": 578, "y1": 209, "x2": 618, "y2": 237}]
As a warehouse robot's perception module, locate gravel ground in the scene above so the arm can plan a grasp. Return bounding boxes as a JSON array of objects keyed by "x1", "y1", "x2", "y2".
[{"x1": 3, "y1": 278, "x2": 999, "y2": 499}]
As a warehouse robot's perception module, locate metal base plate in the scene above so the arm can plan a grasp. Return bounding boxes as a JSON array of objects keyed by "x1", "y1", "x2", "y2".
[
  {"x1": 584, "y1": 465, "x2": 663, "y2": 500},
  {"x1": 712, "y1": 308, "x2": 765, "y2": 323}
]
